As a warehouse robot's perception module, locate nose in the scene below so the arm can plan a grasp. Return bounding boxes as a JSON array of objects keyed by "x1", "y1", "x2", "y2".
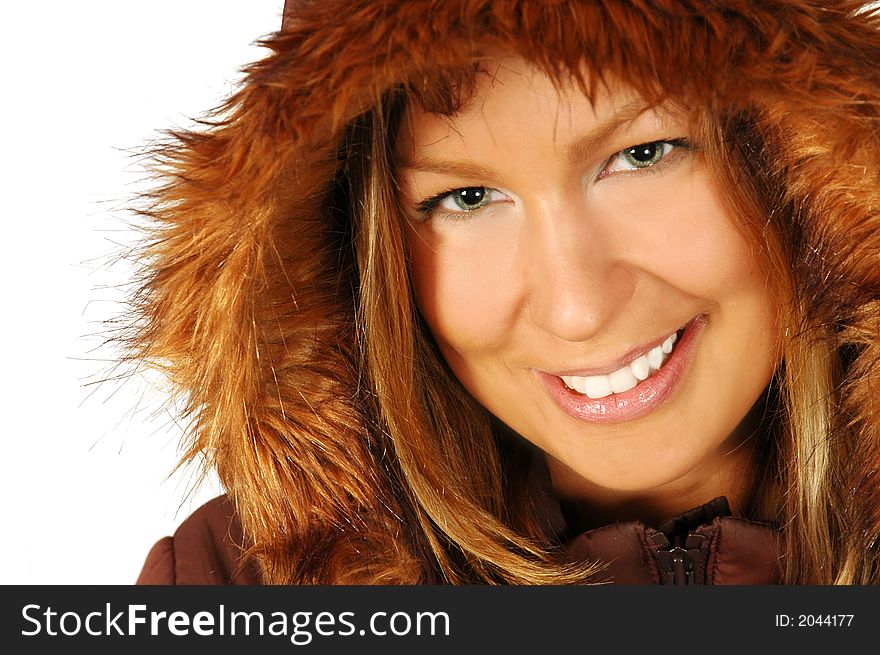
[{"x1": 523, "y1": 200, "x2": 635, "y2": 343}]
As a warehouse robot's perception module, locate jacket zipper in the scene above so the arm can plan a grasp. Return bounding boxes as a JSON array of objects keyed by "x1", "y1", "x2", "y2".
[{"x1": 650, "y1": 532, "x2": 706, "y2": 585}]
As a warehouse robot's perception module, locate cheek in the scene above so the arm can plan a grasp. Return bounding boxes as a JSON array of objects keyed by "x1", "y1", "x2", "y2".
[
  {"x1": 407, "y1": 221, "x2": 520, "y2": 354},
  {"x1": 610, "y1": 167, "x2": 767, "y2": 300}
]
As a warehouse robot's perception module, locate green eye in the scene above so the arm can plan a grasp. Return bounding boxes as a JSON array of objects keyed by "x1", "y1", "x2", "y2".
[
  {"x1": 446, "y1": 187, "x2": 492, "y2": 211},
  {"x1": 622, "y1": 142, "x2": 666, "y2": 168},
  {"x1": 600, "y1": 139, "x2": 690, "y2": 178},
  {"x1": 414, "y1": 186, "x2": 509, "y2": 221}
]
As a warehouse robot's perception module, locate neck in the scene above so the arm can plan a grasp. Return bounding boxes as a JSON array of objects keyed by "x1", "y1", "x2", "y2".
[
  {"x1": 550, "y1": 459, "x2": 753, "y2": 532},
  {"x1": 546, "y1": 397, "x2": 773, "y2": 533}
]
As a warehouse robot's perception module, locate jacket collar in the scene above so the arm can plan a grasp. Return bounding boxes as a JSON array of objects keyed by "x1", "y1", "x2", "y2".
[{"x1": 525, "y1": 447, "x2": 784, "y2": 584}]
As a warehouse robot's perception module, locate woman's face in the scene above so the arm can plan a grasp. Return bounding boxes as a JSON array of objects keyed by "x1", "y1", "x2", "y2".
[{"x1": 396, "y1": 58, "x2": 780, "y2": 512}]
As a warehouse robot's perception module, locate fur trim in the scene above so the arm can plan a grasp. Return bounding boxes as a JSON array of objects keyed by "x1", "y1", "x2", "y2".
[{"x1": 129, "y1": 0, "x2": 880, "y2": 581}]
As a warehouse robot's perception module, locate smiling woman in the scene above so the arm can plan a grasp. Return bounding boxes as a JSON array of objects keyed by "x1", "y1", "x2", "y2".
[
  {"x1": 131, "y1": 0, "x2": 880, "y2": 585},
  {"x1": 397, "y1": 61, "x2": 781, "y2": 528}
]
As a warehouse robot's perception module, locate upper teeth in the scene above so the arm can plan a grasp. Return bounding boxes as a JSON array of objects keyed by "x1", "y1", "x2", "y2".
[{"x1": 560, "y1": 332, "x2": 678, "y2": 399}]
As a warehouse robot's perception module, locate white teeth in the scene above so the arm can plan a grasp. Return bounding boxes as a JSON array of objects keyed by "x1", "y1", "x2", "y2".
[
  {"x1": 559, "y1": 330, "x2": 681, "y2": 398},
  {"x1": 567, "y1": 375, "x2": 588, "y2": 394},
  {"x1": 584, "y1": 375, "x2": 613, "y2": 399},
  {"x1": 608, "y1": 367, "x2": 638, "y2": 393},
  {"x1": 630, "y1": 354, "x2": 650, "y2": 381},
  {"x1": 647, "y1": 345, "x2": 663, "y2": 369}
]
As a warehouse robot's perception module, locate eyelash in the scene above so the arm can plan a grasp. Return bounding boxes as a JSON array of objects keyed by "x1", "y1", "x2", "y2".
[{"x1": 413, "y1": 138, "x2": 692, "y2": 221}]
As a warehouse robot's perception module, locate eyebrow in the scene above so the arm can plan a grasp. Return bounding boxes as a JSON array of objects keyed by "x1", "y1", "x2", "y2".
[
  {"x1": 398, "y1": 98, "x2": 654, "y2": 177},
  {"x1": 566, "y1": 99, "x2": 653, "y2": 164}
]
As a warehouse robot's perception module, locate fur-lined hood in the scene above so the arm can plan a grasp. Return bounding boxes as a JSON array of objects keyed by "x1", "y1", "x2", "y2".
[{"x1": 131, "y1": 1, "x2": 880, "y2": 582}]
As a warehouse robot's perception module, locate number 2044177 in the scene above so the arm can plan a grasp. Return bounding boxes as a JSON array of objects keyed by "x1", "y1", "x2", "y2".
[{"x1": 775, "y1": 614, "x2": 854, "y2": 627}]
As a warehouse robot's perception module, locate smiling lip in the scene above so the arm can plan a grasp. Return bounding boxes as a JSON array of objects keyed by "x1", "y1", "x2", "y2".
[{"x1": 536, "y1": 314, "x2": 706, "y2": 424}]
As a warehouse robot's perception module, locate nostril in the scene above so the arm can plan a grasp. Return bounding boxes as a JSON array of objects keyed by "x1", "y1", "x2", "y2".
[{"x1": 525, "y1": 267, "x2": 635, "y2": 344}]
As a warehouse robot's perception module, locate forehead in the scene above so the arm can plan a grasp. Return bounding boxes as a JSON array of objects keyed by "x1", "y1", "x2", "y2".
[{"x1": 395, "y1": 57, "x2": 674, "y2": 166}]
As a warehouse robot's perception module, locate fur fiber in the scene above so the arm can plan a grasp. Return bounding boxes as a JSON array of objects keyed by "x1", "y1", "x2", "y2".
[{"x1": 128, "y1": 0, "x2": 880, "y2": 582}]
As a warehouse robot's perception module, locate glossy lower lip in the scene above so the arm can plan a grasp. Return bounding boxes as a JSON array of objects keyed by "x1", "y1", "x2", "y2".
[{"x1": 536, "y1": 314, "x2": 706, "y2": 424}]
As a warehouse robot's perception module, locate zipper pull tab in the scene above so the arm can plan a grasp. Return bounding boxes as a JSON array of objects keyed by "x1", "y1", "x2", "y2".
[
  {"x1": 658, "y1": 546, "x2": 694, "y2": 585},
  {"x1": 650, "y1": 533, "x2": 706, "y2": 585}
]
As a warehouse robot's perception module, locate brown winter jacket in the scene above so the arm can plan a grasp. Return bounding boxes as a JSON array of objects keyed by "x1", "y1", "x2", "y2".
[
  {"x1": 137, "y1": 447, "x2": 781, "y2": 585},
  {"x1": 136, "y1": 491, "x2": 781, "y2": 585}
]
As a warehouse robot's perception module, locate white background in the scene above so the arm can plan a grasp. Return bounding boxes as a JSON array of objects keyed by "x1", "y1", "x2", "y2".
[{"x1": 1, "y1": 1, "x2": 284, "y2": 584}]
